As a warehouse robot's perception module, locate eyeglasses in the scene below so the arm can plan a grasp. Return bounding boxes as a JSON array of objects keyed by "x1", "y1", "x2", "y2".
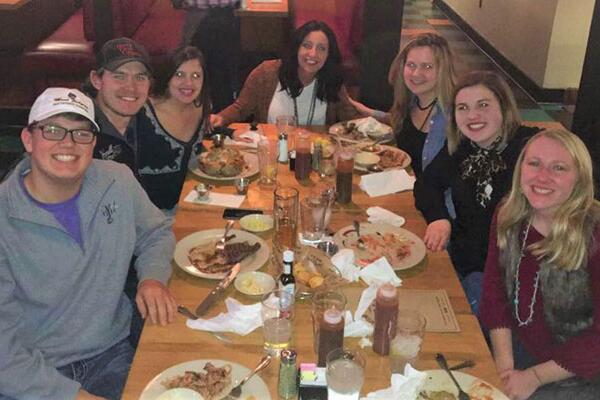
[{"x1": 33, "y1": 124, "x2": 97, "y2": 144}]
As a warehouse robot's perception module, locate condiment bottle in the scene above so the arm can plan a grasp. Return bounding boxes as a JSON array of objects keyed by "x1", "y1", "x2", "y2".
[
  {"x1": 278, "y1": 132, "x2": 289, "y2": 163},
  {"x1": 312, "y1": 142, "x2": 322, "y2": 171},
  {"x1": 372, "y1": 283, "x2": 399, "y2": 355},
  {"x1": 278, "y1": 349, "x2": 298, "y2": 399},
  {"x1": 279, "y1": 250, "x2": 296, "y2": 297},
  {"x1": 289, "y1": 150, "x2": 296, "y2": 171},
  {"x1": 317, "y1": 307, "x2": 344, "y2": 367}
]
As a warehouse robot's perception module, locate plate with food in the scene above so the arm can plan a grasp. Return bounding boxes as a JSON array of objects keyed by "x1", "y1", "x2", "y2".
[
  {"x1": 174, "y1": 229, "x2": 269, "y2": 279},
  {"x1": 189, "y1": 147, "x2": 259, "y2": 181},
  {"x1": 419, "y1": 370, "x2": 509, "y2": 400},
  {"x1": 329, "y1": 117, "x2": 393, "y2": 143},
  {"x1": 140, "y1": 359, "x2": 271, "y2": 400},
  {"x1": 354, "y1": 145, "x2": 411, "y2": 172},
  {"x1": 333, "y1": 223, "x2": 426, "y2": 270},
  {"x1": 234, "y1": 271, "x2": 276, "y2": 297},
  {"x1": 293, "y1": 246, "x2": 346, "y2": 297}
]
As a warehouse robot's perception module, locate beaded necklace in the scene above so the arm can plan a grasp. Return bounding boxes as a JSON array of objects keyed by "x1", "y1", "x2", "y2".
[{"x1": 513, "y1": 219, "x2": 541, "y2": 327}]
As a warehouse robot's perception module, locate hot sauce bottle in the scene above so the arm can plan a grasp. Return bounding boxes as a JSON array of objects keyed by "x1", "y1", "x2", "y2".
[{"x1": 372, "y1": 283, "x2": 399, "y2": 355}]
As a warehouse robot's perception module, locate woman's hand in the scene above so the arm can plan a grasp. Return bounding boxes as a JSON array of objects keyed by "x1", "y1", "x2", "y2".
[
  {"x1": 423, "y1": 219, "x2": 451, "y2": 251},
  {"x1": 210, "y1": 114, "x2": 224, "y2": 128},
  {"x1": 499, "y1": 369, "x2": 541, "y2": 400}
]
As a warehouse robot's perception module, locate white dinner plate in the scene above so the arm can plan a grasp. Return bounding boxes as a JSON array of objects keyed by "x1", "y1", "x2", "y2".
[
  {"x1": 174, "y1": 229, "x2": 269, "y2": 279},
  {"x1": 420, "y1": 370, "x2": 509, "y2": 400},
  {"x1": 188, "y1": 151, "x2": 259, "y2": 181},
  {"x1": 140, "y1": 359, "x2": 272, "y2": 400},
  {"x1": 329, "y1": 118, "x2": 394, "y2": 144},
  {"x1": 354, "y1": 145, "x2": 411, "y2": 172},
  {"x1": 333, "y1": 222, "x2": 426, "y2": 270}
]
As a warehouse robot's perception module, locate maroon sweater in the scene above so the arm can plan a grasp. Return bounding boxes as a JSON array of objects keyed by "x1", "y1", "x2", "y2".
[{"x1": 480, "y1": 215, "x2": 600, "y2": 379}]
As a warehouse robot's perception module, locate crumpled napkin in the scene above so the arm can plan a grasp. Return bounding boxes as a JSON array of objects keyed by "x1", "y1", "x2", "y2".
[
  {"x1": 186, "y1": 298, "x2": 262, "y2": 335},
  {"x1": 367, "y1": 207, "x2": 406, "y2": 227},
  {"x1": 354, "y1": 116, "x2": 387, "y2": 135},
  {"x1": 360, "y1": 257, "x2": 402, "y2": 287},
  {"x1": 331, "y1": 249, "x2": 361, "y2": 282},
  {"x1": 362, "y1": 364, "x2": 427, "y2": 400},
  {"x1": 343, "y1": 284, "x2": 378, "y2": 338},
  {"x1": 359, "y1": 170, "x2": 415, "y2": 197},
  {"x1": 223, "y1": 130, "x2": 262, "y2": 148}
]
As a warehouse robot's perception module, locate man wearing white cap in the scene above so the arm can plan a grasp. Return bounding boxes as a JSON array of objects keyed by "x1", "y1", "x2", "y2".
[{"x1": 0, "y1": 88, "x2": 176, "y2": 400}]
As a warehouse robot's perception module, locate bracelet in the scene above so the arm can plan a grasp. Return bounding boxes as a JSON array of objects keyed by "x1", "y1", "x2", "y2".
[{"x1": 531, "y1": 367, "x2": 543, "y2": 385}]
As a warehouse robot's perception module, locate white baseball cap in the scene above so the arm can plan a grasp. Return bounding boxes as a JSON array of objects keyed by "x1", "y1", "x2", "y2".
[{"x1": 28, "y1": 88, "x2": 100, "y2": 131}]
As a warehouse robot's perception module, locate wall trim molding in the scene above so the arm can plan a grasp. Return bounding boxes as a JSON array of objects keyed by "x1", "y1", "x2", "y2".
[{"x1": 433, "y1": 0, "x2": 565, "y2": 103}]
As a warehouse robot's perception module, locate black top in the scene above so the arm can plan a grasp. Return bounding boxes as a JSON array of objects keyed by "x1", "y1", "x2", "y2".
[
  {"x1": 136, "y1": 102, "x2": 203, "y2": 210},
  {"x1": 396, "y1": 116, "x2": 426, "y2": 178},
  {"x1": 414, "y1": 125, "x2": 540, "y2": 276}
]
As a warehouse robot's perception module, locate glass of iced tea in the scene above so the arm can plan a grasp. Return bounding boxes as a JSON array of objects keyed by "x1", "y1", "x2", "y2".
[{"x1": 273, "y1": 186, "x2": 299, "y2": 253}]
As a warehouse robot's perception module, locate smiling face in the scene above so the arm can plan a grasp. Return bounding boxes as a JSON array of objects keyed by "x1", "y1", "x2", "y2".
[
  {"x1": 91, "y1": 61, "x2": 150, "y2": 122},
  {"x1": 21, "y1": 115, "x2": 96, "y2": 194},
  {"x1": 403, "y1": 46, "x2": 438, "y2": 101},
  {"x1": 297, "y1": 30, "x2": 329, "y2": 83},
  {"x1": 168, "y1": 58, "x2": 204, "y2": 105},
  {"x1": 454, "y1": 84, "x2": 504, "y2": 148},
  {"x1": 520, "y1": 136, "x2": 578, "y2": 219}
]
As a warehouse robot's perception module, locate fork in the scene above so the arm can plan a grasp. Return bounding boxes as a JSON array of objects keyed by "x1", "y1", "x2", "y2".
[
  {"x1": 226, "y1": 354, "x2": 272, "y2": 398},
  {"x1": 217, "y1": 220, "x2": 235, "y2": 252},
  {"x1": 436, "y1": 353, "x2": 471, "y2": 400},
  {"x1": 353, "y1": 220, "x2": 366, "y2": 250}
]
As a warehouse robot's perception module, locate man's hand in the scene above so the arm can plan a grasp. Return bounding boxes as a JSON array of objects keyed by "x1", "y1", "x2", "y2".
[
  {"x1": 423, "y1": 219, "x2": 451, "y2": 251},
  {"x1": 76, "y1": 389, "x2": 107, "y2": 400},
  {"x1": 500, "y1": 369, "x2": 540, "y2": 400},
  {"x1": 136, "y1": 279, "x2": 177, "y2": 326}
]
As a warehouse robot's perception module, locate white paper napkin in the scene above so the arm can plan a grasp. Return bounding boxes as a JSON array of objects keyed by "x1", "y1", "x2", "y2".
[
  {"x1": 366, "y1": 207, "x2": 406, "y2": 227},
  {"x1": 359, "y1": 257, "x2": 402, "y2": 287},
  {"x1": 331, "y1": 249, "x2": 361, "y2": 282},
  {"x1": 184, "y1": 189, "x2": 245, "y2": 208},
  {"x1": 359, "y1": 170, "x2": 416, "y2": 197},
  {"x1": 344, "y1": 310, "x2": 373, "y2": 338},
  {"x1": 223, "y1": 130, "x2": 262, "y2": 148},
  {"x1": 362, "y1": 364, "x2": 427, "y2": 400},
  {"x1": 355, "y1": 116, "x2": 386, "y2": 135},
  {"x1": 186, "y1": 298, "x2": 262, "y2": 335}
]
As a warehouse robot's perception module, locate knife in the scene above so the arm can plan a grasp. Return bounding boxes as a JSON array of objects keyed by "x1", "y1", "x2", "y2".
[{"x1": 195, "y1": 263, "x2": 241, "y2": 317}]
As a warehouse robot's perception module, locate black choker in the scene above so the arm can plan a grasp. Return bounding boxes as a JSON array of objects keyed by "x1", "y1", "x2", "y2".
[{"x1": 416, "y1": 97, "x2": 437, "y2": 111}]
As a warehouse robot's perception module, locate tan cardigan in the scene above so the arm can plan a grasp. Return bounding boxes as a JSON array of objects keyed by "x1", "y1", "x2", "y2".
[{"x1": 218, "y1": 59, "x2": 359, "y2": 126}]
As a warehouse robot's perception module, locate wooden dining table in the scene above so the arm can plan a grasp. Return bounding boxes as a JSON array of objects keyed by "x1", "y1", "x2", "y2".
[{"x1": 121, "y1": 123, "x2": 504, "y2": 399}]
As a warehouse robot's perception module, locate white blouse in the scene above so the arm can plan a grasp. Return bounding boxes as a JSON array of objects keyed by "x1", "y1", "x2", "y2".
[{"x1": 267, "y1": 80, "x2": 327, "y2": 125}]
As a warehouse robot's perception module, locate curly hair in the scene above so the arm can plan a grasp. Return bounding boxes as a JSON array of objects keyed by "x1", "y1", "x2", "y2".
[{"x1": 278, "y1": 20, "x2": 343, "y2": 103}]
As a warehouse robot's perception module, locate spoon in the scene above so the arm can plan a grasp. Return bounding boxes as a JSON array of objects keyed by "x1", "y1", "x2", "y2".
[
  {"x1": 435, "y1": 353, "x2": 471, "y2": 400},
  {"x1": 226, "y1": 354, "x2": 272, "y2": 398}
]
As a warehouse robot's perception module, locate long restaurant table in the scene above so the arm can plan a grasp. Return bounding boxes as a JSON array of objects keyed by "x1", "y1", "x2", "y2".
[{"x1": 122, "y1": 123, "x2": 504, "y2": 398}]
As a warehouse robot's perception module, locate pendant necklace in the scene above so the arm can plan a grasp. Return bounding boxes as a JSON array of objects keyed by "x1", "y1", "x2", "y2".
[
  {"x1": 293, "y1": 83, "x2": 317, "y2": 126},
  {"x1": 513, "y1": 219, "x2": 541, "y2": 327}
]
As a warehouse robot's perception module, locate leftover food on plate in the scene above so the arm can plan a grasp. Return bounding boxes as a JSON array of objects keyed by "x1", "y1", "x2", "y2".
[
  {"x1": 198, "y1": 147, "x2": 246, "y2": 177},
  {"x1": 419, "y1": 391, "x2": 457, "y2": 400},
  {"x1": 378, "y1": 148, "x2": 408, "y2": 169},
  {"x1": 234, "y1": 271, "x2": 276, "y2": 296},
  {"x1": 188, "y1": 241, "x2": 261, "y2": 274},
  {"x1": 329, "y1": 117, "x2": 393, "y2": 142},
  {"x1": 346, "y1": 231, "x2": 413, "y2": 266},
  {"x1": 162, "y1": 362, "x2": 232, "y2": 400}
]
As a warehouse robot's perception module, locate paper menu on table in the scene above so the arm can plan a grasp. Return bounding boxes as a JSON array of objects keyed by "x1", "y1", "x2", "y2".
[{"x1": 341, "y1": 287, "x2": 460, "y2": 333}]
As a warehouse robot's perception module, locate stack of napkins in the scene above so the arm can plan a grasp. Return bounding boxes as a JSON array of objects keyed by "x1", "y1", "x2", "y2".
[
  {"x1": 367, "y1": 207, "x2": 405, "y2": 227},
  {"x1": 186, "y1": 298, "x2": 262, "y2": 335},
  {"x1": 362, "y1": 364, "x2": 427, "y2": 399},
  {"x1": 359, "y1": 170, "x2": 415, "y2": 197},
  {"x1": 184, "y1": 189, "x2": 245, "y2": 208},
  {"x1": 223, "y1": 130, "x2": 262, "y2": 148}
]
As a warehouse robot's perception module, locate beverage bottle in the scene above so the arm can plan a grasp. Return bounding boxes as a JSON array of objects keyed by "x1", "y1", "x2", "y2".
[
  {"x1": 279, "y1": 250, "x2": 296, "y2": 297},
  {"x1": 278, "y1": 132, "x2": 289, "y2": 163},
  {"x1": 278, "y1": 349, "x2": 298, "y2": 399},
  {"x1": 372, "y1": 283, "x2": 399, "y2": 355},
  {"x1": 317, "y1": 307, "x2": 344, "y2": 367}
]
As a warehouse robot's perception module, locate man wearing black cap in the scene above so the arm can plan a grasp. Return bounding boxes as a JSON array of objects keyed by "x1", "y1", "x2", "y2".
[{"x1": 88, "y1": 37, "x2": 152, "y2": 172}]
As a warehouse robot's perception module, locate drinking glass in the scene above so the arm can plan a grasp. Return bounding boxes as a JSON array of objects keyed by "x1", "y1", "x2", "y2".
[
  {"x1": 295, "y1": 131, "x2": 312, "y2": 180},
  {"x1": 300, "y1": 196, "x2": 327, "y2": 243},
  {"x1": 257, "y1": 136, "x2": 278, "y2": 186},
  {"x1": 261, "y1": 289, "x2": 295, "y2": 355},
  {"x1": 389, "y1": 309, "x2": 426, "y2": 373},
  {"x1": 273, "y1": 186, "x2": 299, "y2": 253},
  {"x1": 326, "y1": 348, "x2": 365, "y2": 400},
  {"x1": 335, "y1": 146, "x2": 355, "y2": 204}
]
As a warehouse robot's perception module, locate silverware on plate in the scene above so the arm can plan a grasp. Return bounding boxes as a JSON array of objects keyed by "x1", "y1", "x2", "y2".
[
  {"x1": 195, "y1": 263, "x2": 241, "y2": 316},
  {"x1": 353, "y1": 220, "x2": 366, "y2": 250},
  {"x1": 225, "y1": 354, "x2": 272, "y2": 399},
  {"x1": 435, "y1": 353, "x2": 471, "y2": 400}
]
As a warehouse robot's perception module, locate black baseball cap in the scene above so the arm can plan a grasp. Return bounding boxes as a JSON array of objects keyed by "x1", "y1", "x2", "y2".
[{"x1": 96, "y1": 37, "x2": 151, "y2": 73}]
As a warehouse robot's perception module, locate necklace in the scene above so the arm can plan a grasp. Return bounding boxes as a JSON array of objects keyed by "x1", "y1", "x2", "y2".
[
  {"x1": 416, "y1": 97, "x2": 437, "y2": 111},
  {"x1": 513, "y1": 219, "x2": 541, "y2": 327},
  {"x1": 417, "y1": 101, "x2": 436, "y2": 132},
  {"x1": 292, "y1": 83, "x2": 317, "y2": 126}
]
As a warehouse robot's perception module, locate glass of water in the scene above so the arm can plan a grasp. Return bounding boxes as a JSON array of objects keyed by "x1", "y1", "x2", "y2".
[
  {"x1": 261, "y1": 289, "x2": 295, "y2": 355},
  {"x1": 326, "y1": 348, "x2": 365, "y2": 400}
]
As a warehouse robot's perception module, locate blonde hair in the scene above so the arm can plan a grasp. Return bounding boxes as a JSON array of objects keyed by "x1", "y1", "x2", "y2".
[
  {"x1": 498, "y1": 129, "x2": 600, "y2": 271},
  {"x1": 388, "y1": 33, "x2": 456, "y2": 131},
  {"x1": 447, "y1": 71, "x2": 521, "y2": 154}
]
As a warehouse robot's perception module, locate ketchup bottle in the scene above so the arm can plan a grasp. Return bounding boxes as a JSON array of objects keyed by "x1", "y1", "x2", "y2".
[
  {"x1": 317, "y1": 308, "x2": 344, "y2": 367},
  {"x1": 372, "y1": 283, "x2": 399, "y2": 355}
]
